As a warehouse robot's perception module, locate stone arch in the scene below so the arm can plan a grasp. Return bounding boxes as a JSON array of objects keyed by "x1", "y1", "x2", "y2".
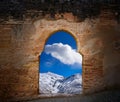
[
  {"x1": 32, "y1": 19, "x2": 105, "y2": 96},
  {"x1": 38, "y1": 29, "x2": 83, "y2": 94}
]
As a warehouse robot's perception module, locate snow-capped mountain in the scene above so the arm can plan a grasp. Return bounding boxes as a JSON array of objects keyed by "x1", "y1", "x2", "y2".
[
  {"x1": 39, "y1": 72, "x2": 64, "y2": 94},
  {"x1": 39, "y1": 72, "x2": 82, "y2": 94}
]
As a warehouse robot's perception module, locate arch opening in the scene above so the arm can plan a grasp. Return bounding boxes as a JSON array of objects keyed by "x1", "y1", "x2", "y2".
[{"x1": 39, "y1": 30, "x2": 83, "y2": 96}]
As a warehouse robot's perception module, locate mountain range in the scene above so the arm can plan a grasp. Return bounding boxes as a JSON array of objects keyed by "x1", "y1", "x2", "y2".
[{"x1": 39, "y1": 72, "x2": 82, "y2": 94}]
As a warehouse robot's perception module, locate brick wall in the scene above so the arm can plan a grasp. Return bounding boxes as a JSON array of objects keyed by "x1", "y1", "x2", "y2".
[{"x1": 0, "y1": 12, "x2": 120, "y2": 101}]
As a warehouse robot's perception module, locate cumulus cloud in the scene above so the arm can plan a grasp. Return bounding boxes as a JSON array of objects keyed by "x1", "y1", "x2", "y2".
[{"x1": 44, "y1": 43, "x2": 82, "y2": 65}]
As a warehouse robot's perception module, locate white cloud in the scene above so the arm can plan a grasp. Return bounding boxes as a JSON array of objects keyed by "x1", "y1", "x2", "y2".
[{"x1": 44, "y1": 43, "x2": 82, "y2": 65}]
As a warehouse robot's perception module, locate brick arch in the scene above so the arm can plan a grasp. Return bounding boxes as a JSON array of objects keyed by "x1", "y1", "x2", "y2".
[
  {"x1": 38, "y1": 29, "x2": 84, "y2": 94},
  {"x1": 28, "y1": 19, "x2": 105, "y2": 96}
]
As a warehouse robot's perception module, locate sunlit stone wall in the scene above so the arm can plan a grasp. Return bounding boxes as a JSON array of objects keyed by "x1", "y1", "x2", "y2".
[{"x1": 0, "y1": 11, "x2": 120, "y2": 101}]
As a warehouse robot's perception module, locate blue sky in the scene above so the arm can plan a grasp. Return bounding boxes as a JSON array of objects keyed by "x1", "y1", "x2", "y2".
[{"x1": 39, "y1": 31, "x2": 82, "y2": 77}]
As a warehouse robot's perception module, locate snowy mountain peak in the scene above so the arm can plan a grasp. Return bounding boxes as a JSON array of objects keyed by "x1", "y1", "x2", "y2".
[
  {"x1": 46, "y1": 72, "x2": 64, "y2": 79},
  {"x1": 39, "y1": 72, "x2": 82, "y2": 94}
]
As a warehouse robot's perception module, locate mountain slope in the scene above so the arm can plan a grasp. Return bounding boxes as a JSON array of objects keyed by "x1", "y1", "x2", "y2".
[
  {"x1": 58, "y1": 73, "x2": 82, "y2": 94},
  {"x1": 39, "y1": 72, "x2": 64, "y2": 93},
  {"x1": 39, "y1": 72, "x2": 82, "y2": 94}
]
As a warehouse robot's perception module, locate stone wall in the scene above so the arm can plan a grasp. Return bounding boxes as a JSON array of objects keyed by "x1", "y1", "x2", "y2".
[{"x1": 0, "y1": 12, "x2": 120, "y2": 101}]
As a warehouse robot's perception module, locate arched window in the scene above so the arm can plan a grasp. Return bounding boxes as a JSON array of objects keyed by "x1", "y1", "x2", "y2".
[{"x1": 39, "y1": 31, "x2": 82, "y2": 95}]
